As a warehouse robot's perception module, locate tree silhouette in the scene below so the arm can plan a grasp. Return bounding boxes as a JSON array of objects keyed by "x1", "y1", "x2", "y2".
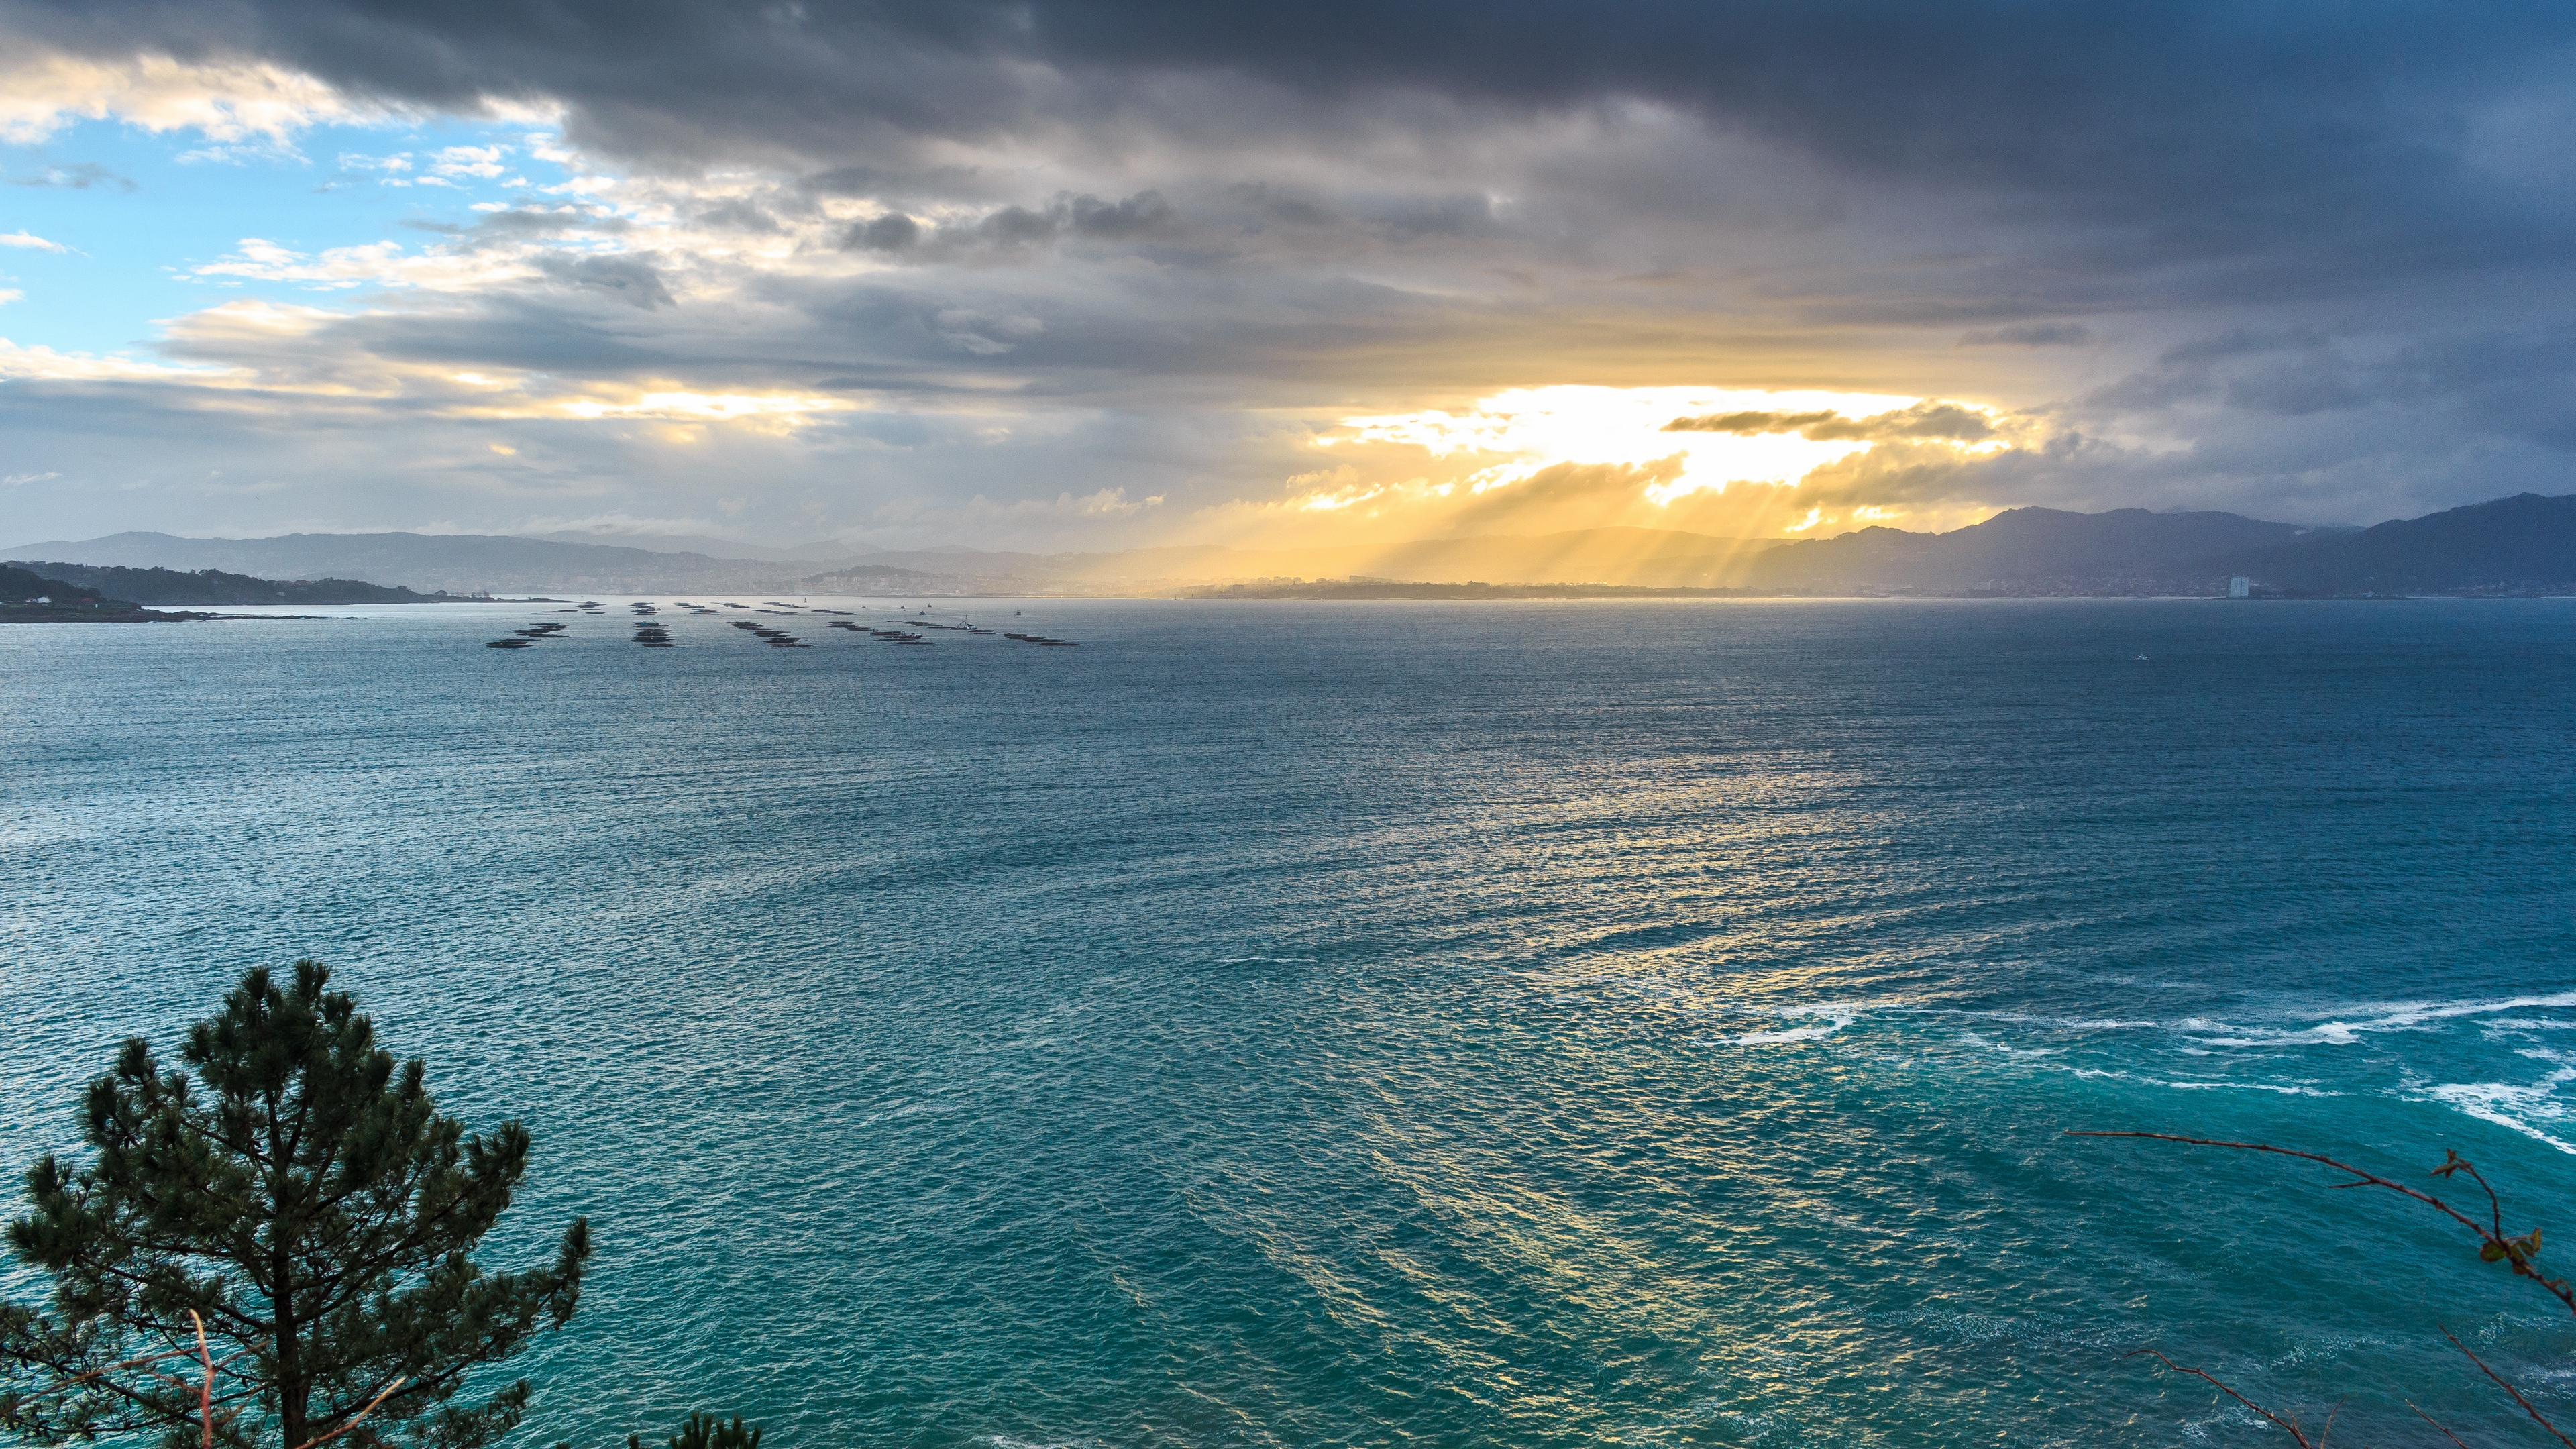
[{"x1": 1, "y1": 961, "x2": 590, "y2": 1449}]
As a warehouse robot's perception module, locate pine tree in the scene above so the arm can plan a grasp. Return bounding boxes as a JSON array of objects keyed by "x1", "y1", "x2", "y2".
[
  {"x1": 0, "y1": 961, "x2": 591, "y2": 1449},
  {"x1": 628, "y1": 1413, "x2": 762, "y2": 1449}
]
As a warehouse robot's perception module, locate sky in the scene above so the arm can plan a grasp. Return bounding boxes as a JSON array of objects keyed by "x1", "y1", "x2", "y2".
[{"x1": 3, "y1": 1, "x2": 2575, "y2": 555}]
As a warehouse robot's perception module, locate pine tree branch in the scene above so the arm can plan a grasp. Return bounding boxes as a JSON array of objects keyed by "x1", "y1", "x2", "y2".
[
  {"x1": 289, "y1": 1376, "x2": 407, "y2": 1449},
  {"x1": 74, "y1": 1262, "x2": 270, "y2": 1342}
]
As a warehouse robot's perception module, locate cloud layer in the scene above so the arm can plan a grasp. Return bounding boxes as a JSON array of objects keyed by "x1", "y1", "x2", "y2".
[{"x1": 2, "y1": 0, "x2": 2574, "y2": 549}]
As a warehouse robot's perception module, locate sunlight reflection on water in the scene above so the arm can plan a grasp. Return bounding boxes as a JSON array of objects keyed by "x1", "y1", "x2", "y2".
[{"x1": 5, "y1": 598, "x2": 2576, "y2": 1447}]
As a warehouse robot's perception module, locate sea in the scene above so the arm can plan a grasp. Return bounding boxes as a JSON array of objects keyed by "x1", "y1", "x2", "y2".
[{"x1": 5, "y1": 597, "x2": 2576, "y2": 1448}]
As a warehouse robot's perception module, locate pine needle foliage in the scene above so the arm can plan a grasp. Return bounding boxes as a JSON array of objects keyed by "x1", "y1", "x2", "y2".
[
  {"x1": 0, "y1": 961, "x2": 591, "y2": 1449},
  {"x1": 626, "y1": 1413, "x2": 762, "y2": 1449}
]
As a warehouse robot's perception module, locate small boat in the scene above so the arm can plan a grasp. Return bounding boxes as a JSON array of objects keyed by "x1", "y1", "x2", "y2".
[{"x1": 486, "y1": 638, "x2": 533, "y2": 648}]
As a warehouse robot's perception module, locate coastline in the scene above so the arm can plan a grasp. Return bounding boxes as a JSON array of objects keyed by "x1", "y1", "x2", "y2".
[{"x1": 0, "y1": 603, "x2": 307, "y2": 623}]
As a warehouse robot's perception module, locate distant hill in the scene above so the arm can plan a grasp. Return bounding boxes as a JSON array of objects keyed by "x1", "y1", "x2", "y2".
[
  {"x1": 0, "y1": 561, "x2": 221, "y2": 622},
  {"x1": 16, "y1": 496, "x2": 2568, "y2": 597},
  {"x1": 1743, "y1": 507, "x2": 2316, "y2": 591},
  {"x1": 2, "y1": 562, "x2": 104, "y2": 604},
  {"x1": 2201, "y1": 493, "x2": 2576, "y2": 593},
  {"x1": 526, "y1": 529, "x2": 871, "y2": 564},
  {"x1": 0, "y1": 531, "x2": 811, "y2": 594},
  {"x1": 9, "y1": 561, "x2": 433, "y2": 605},
  {"x1": 1, "y1": 525, "x2": 1778, "y2": 595},
  {"x1": 792, "y1": 561, "x2": 980, "y2": 592}
]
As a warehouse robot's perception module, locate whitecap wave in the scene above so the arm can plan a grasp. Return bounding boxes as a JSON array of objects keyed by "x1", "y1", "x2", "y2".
[
  {"x1": 1954, "y1": 1010, "x2": 2163, "y2": 1032},
  {"x1": 1737, "y1": 1007, "x2": 1858, "y2": 1044},
  {"x1": 1957, "y1": 1030, "x2": 2060, "y2": 1059},
  {"x1": 2159, "y1": 1080, "x2": 2340, "y2": 1097},
  {"x1": 2181, "y1": 990, "x2": 2576, "y2": 1048},
  {"x1": 2412, "y1": 1065, "x2": 2576, "y2": 1154},
  {"x1": 2068, "y1": 1066, "x2": 2338, "y2": 1097}
]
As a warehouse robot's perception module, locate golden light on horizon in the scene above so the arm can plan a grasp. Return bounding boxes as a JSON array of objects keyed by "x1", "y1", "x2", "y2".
[
  {"x1": 1276, "y1": 384, "x2": 2010, "y2": 546},
  {"x1": 1328, "y1": 386, "x2": 1925, "y2": 500}
]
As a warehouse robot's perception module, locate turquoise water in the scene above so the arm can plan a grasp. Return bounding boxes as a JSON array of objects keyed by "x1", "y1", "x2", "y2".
[{"x1": 6, "y1": 598, "x2": 2576, "y2": 1447}]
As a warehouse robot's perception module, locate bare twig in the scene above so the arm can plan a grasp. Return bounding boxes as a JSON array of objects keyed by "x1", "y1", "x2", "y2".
[
  {"x1": 2406, "y1": 1396, "x2": 2471, "y2": 1448},
  {"x1": 192, "y1": 1311, "x2": 215, "y2": 1449},
  {"x1": 20, "y1": 1316, "x2": 373, "y2": 1449},
  {"x1": 2127, "y1": 1348, "x2": 2315, "y2": 1447},
  {"x1": 286, "y1": 1377, "x2": 407, "y2": 1449},
  {"x1": 2445, "y1": 1328, "x2": 2576, "y2": 1449},
  {"x1": 2069, "y1": 1132, "x2": 2576, "y2": 1317},
  {"x1": 58, "y1": 1347, "x2": 201, "y2": 1389},
  {"x1": 2437, "y1": 1150, "x2": 2509, "y2": 1240}
]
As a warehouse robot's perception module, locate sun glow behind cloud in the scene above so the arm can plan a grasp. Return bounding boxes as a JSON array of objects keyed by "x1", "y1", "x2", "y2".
[
  {"x1": 0, "y1": 35, "x2": 2043, "y2": 555},
  {"x1": 1264, "y1": 384, "x2": 2012, "y2": 548},
  {"x1": 0, "y1": 50, "x2": 2030, "y2": 555},
  {"x1": 1328, "y1": 386, "x2": 1923, "y2": 498}
]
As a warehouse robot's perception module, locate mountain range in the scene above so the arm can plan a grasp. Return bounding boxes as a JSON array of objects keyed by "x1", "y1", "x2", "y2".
[
  {"x1": 11, "y1": 561, "x2": 438, "y2": 606},
  {"x1": 9, "y1": 493, "x2": 2573, "y2": 598}
]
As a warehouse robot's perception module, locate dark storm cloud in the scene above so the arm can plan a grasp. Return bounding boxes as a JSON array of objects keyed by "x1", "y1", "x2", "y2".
[
  {"x1": 1231, "y1": 184, "x2": 1338, "y2": 229},
  {"x1": 1355, "y1": 193, "x2": 1505, "y2": 241},
  {"x1": 11, "y1": 0, "x2": 2576, "y2": 545},
  {"x1": 2082, "y1": 323, "x2": 2576, "y2": 445},
  {"x1": 1804, "y1": 403, "x2": 1995, "y2": 443},
  {"x1": 535, "y1": 253, "x2": 676, "y2": 309},
  {"x1": 17, "y1": 0, "x2": 2572, "y2": 432},
  {"x1": 1664, "y1": 409, "x2": 1841, "y2": 434},
  {"x1": 151, "y1": 292, "x2": 686, "y2": 380},
  {"x1": 7, "y1": 0, "x2": 2567, "y2": 309},
  {"x1": 9, "y1": 1, "x2": 2565, "y2": 223},
  {"x1": 693, "y1": 197, "x2": 783, "y2": 233},
  {"x1": 840, "y1": 191, "x2": 1177, "y2": 259},
  {"x1": 845, "y1": 213, "x2": 922, "y2": 253},
  {"x1": 1960, "y1": 323, "x2": 2092, "y2": 347},
  {"x1": 1664, "y1": 402, "x2": 1994, "y2": 442}
]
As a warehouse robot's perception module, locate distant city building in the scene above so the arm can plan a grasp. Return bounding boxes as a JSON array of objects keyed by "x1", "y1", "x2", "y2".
[{"x1": 2228, "y1": 576, "x2": 2251, "y2": 598}]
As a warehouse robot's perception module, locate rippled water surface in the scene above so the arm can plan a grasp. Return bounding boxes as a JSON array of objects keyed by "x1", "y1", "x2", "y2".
[{"x1": 7, "y1": 598, "x2": 2576, "y2": 1448}]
